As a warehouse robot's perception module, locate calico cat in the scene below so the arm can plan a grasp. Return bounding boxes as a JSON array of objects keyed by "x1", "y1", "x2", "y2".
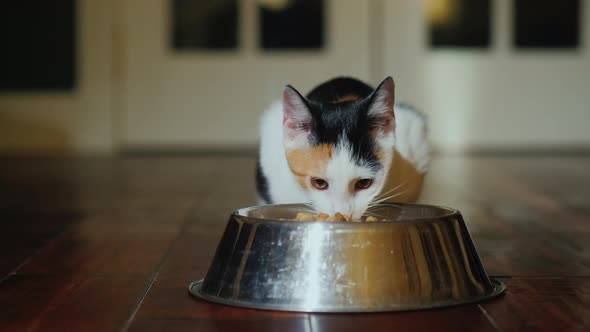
[{"x1": 256, "y1": 77, "x2": 430, "y2": 220}]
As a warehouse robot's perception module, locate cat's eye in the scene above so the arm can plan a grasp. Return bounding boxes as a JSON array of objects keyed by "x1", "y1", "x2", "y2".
[
  {"x1": 355, "y1": 178, "x2": 373, "y2": 190},
  {"x1": 311, "y1": 177, "x2": 329, "y2": 190}
]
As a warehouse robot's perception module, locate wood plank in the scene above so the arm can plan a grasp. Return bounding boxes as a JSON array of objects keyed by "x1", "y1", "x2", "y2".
[
  {"x1": 10, "y1": 199, "x2": 192, "y2": 277},
  {"x1": 0, "y1": 211, "x2": 75, "y2": 278},
  {"x1": 0, "y1": 274, "x2": 148, "y2": 331},
  {"x1": 420, "y1": 156, "x2": 590, "y2": 277},
  {"x1": 128, "y1": 317, "x2": 311, "y2": 332},
  {"x1": 475, "y1": 158, "x2": 590, "y2": 277},
  {"x1": 481, "y1": 277, "x2": 590, "y2": 332},
  {"x1": 473, "y1": 235, "x2": 590, "y2": 277},
  {"x1": 127, "y1": 209, "x2": 297, "y2": 321},
  {"x1": 128, "y1": 217, "x2": 305, "y2": 323},
  {"x1": 126, "y1": 222, "x2": 311, "y2": 328},
  {"x1": 157, "y1": 227, "x2": 223, "y2": 280},
  {"x1": 482, "y1": 157, "x2": 590, "y2": 233},
  {"x1": 0, "y1": 156, "x2": 257, "y2": 212},
  {"x1": 487, "y1": 156, "x2": 590, "y2": 198},
  {"x1": 17, "y1": 216, "x2": 184, "y2": 277},
  {"x1": 0, "y1": 200, "x2": 194, "y2": 279},
  {"x1": 133, "y1": 276, "x2": 307, "y2": 320},
  {"x1": 1, "y1": 155, "x2": 589, "y2": 331},
  {"x1": 308, "y1": 305, "x2": 498, "y2": 332}
]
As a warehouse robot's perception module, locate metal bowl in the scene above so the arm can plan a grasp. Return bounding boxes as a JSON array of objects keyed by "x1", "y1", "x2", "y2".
[{"x1": 189, "y1": 203, "x2": 505, "y2": 312}]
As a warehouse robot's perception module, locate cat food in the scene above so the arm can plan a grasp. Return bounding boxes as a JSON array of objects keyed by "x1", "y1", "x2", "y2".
[{"x1": 293, "y1": 212, "x2": 379, "y2": 222}]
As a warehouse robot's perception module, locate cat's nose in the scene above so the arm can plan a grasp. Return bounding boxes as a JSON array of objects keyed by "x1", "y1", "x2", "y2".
[{"x1": 336, "y1": 204, "x2": 353, "y2": 217}]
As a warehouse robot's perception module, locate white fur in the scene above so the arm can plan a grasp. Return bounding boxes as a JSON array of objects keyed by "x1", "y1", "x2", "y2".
[
  {"x1": 313, "y1": 141, "x2": 389, "y2": 219},
  {"x1": 259, "y1": 101, "x2": 308, "y2": 204},
  {"x1": 393, "y1": 106, "x2": 430, "y2": 173},
  {"x1": 258, "y1": 101, "x2": 430, "y2": 216}
]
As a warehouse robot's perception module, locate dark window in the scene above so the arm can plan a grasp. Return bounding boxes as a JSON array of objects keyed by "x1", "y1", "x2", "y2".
[
  {"x1": 514, "y1": 0, "x2": 580, "y2": 48},
  {"x1": 259, "y1": 0, "x2": 324, "y2": 50},
  {"x1": 428, "y1": 0, "x2": 491, "y2": 48},
  {"x1": 172, "y1": 0, "x2": 238, "y2": 50},
  {"x1": 0, "y1": 1, "x2": 76, "y2": 91}
]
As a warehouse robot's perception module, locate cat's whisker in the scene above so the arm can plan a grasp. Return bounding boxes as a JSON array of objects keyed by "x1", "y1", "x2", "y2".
[
  {"x1": 383, "y1": 188, "x2": 408, "y2": 199},
  {"x1": 364, "y1": 200, "x2": 407, "y2": 220},
  {"x1": 381, "y1": 202, "x2": 403, "y2": 208},
  {"x1": 369, "y1": 191, "x2": 408, "y2": 206},
  {"x1": 373, "y1": 178, "x2": 410, "y2": 201},
  {"x1": 370, "y1": 197, "x2": 403, "y2": 207},
  {"x1": 372, "y1": 192, "x2": 405, "y2": 204},
  {"x1": 367, "y1": 206, "x2": 388, "y2": 213},
  {"x1": 373, "y1": 189, "x2": 397, "y2": 202},
  {"x1": 379, "y1": 177, "x2": 409, "y2": 195}
]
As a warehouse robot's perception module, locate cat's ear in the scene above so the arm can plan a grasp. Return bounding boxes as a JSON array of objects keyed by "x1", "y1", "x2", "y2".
[
  {"x1": 283, "y1": 85, "x2": 313, "y2": 145},
  {"x1": 367, "y1": 76, "x2": 395, "y2": 134}
]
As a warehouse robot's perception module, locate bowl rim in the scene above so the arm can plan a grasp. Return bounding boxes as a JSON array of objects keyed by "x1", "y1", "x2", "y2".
[
  {"x1": 232, "y1": 203, "x2": 461, "y2": 225},
  {"x1": 188, "y1": 278, "x2": 506, "y2": 313}
]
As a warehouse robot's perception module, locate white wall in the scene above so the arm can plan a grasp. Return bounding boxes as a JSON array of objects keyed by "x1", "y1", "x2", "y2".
[
  {"x1": 121, "y1": 0, "x2": 371, "y2": 150},
  {"x1": 1, "y1": 0, "x2": 589, "y2": 154},
  {"x1": 382, "y1": 0, "x2": 590, "y2": 153},
  {"x1": 0, "y1": 0, "x2": 115, "y2": 154}
]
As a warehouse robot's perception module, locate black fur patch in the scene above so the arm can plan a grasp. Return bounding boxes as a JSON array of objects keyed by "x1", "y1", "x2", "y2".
[
  {"x1": 305, "y1": 77, "x2": 383, "y2": 172},
  {"x1": 306, "y1": 77, "x2": 374, "y2": 103}
]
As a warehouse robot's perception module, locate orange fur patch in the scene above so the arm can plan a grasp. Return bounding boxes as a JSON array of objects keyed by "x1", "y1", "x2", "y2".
[
  {"x1": 286, "y1": 144, "x2": 333, "y2": 188},
  {"x1": 333, "y1": 94, "x2": 361, "y2": 103},
  {"x1": 380, "y1": 150, "x2": 426, "y2": 203},
  {"x1": 375, "y1": 149, "x2": 387, "y2": 164}
]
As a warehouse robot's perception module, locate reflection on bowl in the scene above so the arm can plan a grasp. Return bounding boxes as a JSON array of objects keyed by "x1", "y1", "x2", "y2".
[{"x1": 189, "y1": 203, "x2": 505, "y2": 312}]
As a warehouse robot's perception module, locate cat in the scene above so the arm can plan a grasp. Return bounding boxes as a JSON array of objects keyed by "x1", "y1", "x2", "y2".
[{"x1": 256, "y1": 76, "x2": 430, "y2": 220}]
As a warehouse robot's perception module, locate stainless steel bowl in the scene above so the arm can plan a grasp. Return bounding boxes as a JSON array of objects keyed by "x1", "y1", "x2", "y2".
[{"x1": 189, "y1": 203, "x2": 505, "y2": 312}]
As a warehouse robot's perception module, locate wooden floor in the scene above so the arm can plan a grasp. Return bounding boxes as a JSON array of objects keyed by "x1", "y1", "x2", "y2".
[{"x1": 1, "y1": 155, "x2": 589, "y2": 331}]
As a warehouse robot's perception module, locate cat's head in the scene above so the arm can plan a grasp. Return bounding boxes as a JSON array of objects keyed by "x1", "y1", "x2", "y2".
[{"x1": 282, "y1": 77, "x2": 396, "y2": 220}]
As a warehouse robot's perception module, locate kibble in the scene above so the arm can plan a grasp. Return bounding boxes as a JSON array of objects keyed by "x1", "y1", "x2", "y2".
[{"x1": 292, "y1": 212, "x2": 382, "y2": 222}]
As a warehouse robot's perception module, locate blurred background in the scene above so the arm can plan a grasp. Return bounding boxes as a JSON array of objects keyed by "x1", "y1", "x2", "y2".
[{"x1": 0, "y1": 0, "x2": 588, "y2": 155}]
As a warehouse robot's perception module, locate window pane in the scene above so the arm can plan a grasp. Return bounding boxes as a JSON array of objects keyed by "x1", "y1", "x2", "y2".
[
  {"x1": 0, "y1": 1, "x2": 76, "y2": 91},
  {"x1": 427, "y1": 0, "x2": 491, "y2": 48},
  {"x1": 259, "y1": 0, "x2": 324, "y2": 50},
  {"x1": 514, "y1": 0, "x2": 580, "y2": 48},
  {"x1": 172, "y1": 0, "x2": 238, "y2": 50}
]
